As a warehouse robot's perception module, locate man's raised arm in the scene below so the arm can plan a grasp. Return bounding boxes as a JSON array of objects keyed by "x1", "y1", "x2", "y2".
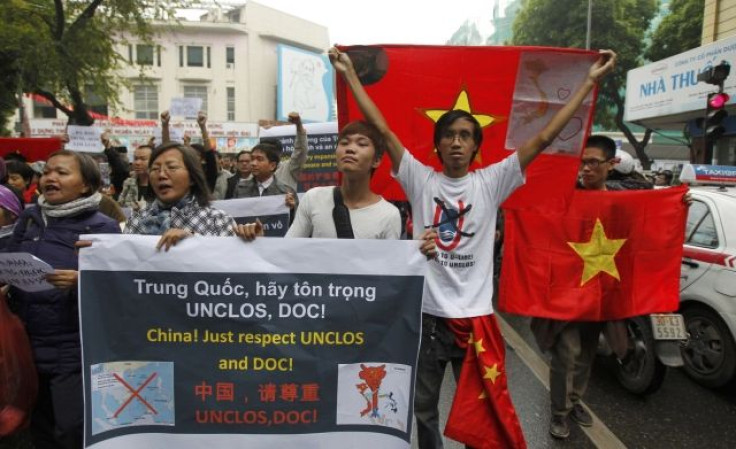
[{"x1": 329, "y1": 46, "x2": 406, "y2": 170}]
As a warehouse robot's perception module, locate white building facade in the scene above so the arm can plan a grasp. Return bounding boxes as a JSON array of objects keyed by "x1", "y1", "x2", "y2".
[{"x1": 27, "y1": 1, "x2": 330, "y2": 127}]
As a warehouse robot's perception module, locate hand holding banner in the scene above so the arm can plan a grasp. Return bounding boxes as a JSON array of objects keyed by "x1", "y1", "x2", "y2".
[{"x1": 213, "y1": 196, "x2": 290, "y2": 237}]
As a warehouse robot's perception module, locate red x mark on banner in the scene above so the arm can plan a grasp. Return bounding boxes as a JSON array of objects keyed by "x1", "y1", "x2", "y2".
[{"x1": 113, "y1": 372, "x2": 159, "y2": 418}]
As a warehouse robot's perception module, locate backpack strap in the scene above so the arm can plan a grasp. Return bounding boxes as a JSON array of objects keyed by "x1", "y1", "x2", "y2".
[{"x1": 332, "y1": 187, "x2": 355, "y2": 239}]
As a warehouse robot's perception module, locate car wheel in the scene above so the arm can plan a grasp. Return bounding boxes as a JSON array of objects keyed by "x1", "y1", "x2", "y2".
[{"x1": 681, "y1": 306, "x2": 736, "y2": 388}]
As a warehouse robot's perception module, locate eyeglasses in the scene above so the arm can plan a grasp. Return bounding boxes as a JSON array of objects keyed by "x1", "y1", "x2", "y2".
[
  {"x1": 579, "y1": 158, "x2": 610, "y2": 169},
  {"x1": 149, "y1": 165, "x2": 185, "y2": 176},
  {"x1": 441, "y1": 130, "x2": 474, "y2": 142}
]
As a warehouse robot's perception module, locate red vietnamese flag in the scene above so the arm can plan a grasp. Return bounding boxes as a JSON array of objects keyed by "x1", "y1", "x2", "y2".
[
  {"x1": 499, "y1": 186, "x2": 688, "y2": 320},
  {"x1": 335, "y1": 45, "x2": 599, "y2": 206}
]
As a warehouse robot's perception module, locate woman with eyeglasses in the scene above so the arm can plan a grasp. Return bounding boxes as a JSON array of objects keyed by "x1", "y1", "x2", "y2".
[
  {"x1": 124, "y1": 143, "x2": 236, "y2": 249},
  {"x1": 6, "y1": 150, "x2": 121, "y2": 449}
]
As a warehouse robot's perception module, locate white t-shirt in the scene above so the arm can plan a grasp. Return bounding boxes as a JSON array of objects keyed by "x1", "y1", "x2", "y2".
[
  {"x1": 286, "y1": 186, "x2": 401, "y2": 239},
  {"x1": 395, "y1": 150, "x2": 524, "y2": 318}
]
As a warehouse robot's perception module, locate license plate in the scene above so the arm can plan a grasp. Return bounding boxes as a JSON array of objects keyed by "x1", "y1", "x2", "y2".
[{"x1": 650, "y1": 314, "x2": 687, "y2": 340}]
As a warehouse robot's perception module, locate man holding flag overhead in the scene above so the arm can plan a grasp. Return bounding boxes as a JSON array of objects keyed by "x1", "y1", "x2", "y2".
[{"x1": 330, "y1": 46, "x2": 616, "y2": 448}]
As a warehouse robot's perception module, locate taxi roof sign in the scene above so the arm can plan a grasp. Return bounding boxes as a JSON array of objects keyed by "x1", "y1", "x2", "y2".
[{"x1": 680, "y1": 164, "x2": 736, "y2": 185}]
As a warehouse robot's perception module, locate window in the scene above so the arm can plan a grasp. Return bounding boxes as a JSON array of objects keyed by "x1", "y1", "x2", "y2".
[
  {"x1": 685, "y1": 201, "x2": 719, "y2": 248},
  {"x1": 227, "y1": 87, "x2": 235, "y2": 121},
  {"x1": 32, "y1": 99, "x2": 57, "y2": 119},
  {"x1": 134, "y1": 85, "x2": 158, "y2": 119},
  {"x1": 187, "y1": 46, "x2": 204, "y2": 67},
  {"x1": 179, "y1": 45, "x2": 211, "y2": 67},
  {"x1": 85, "y1": 86, "x2": 108, "y2": 117},
  {"x1": 226, "y1": 47, "x2": 235, "y2": 65},
  {"x1": 136, "y1": 45, "x2": 154, "y2": 65},
  {"x1": 183, "y1": 85, "x2": 208, "y2": 115}
]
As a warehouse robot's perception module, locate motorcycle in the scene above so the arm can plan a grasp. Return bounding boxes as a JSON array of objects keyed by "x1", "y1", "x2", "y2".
[{"x1": 599, "y1": 313, "x2": 688, "y2": 395}]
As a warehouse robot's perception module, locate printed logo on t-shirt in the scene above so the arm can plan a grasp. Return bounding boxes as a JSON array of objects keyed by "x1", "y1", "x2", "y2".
[{"x1": 427, "y1": 197, "x2": 475, "y2": 251}]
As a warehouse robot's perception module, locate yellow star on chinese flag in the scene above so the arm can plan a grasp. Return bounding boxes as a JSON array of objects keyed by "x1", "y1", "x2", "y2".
[
  {"x1": 421, "y1": 89, "x2": 504, "y2": 163},
  {"x1": 568, "y1": 219, "x2": 627, "y2": 286},
  {"x1": 478, "y1": 390, "x2": 488, "y2": 399},
  {"x1": 483, "y1": 364, "x2": 502, "y2": 384},
  {"x1": 467, "y1": 332, "x2": 486, "y2": 356},
  {"x1": 473, "y1": 338, "x2": 486, "y2": 356}
]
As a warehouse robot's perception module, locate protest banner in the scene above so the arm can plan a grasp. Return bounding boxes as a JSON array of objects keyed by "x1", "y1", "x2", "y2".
[
  {"x1": 170, "y1": 98, "x2": 203, "y2": 118},
  {"x1": 67, "y1": 125, "x2": 103, "y2": 153},
  {"x1": 0, "y1": 253, "x2": 54, "y2": 292},
  {"x1": 259, "y1": 122, "x2": 339, "y2": 192},
  {"x1": 213, "y1": 196, "x2": 290, "y2": 237},
  {"x1": 29, "y1": 119, "x2": 259, "y2": 155},
  {"x1": 79, "y1": 235, "x2": 426, "y2": 449}
]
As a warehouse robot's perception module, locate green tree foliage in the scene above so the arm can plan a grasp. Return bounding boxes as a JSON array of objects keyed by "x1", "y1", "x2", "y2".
[
  {"x1": 0, "y1": 0, "x2": 36, "y2": 134},
  {"x1": 645, "y1": 0, "x2": 704, "y2": 62},
  {"x1": 512, "y1": 0, "x2": 659, "y2": 169},
  {"x1": 0, "y1": 0, "x2": 194, "y2": 127}
]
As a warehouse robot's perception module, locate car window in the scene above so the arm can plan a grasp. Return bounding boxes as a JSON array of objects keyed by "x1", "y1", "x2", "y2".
[{"x1": 686, "y1": 200, "x2": 719, "y2": 248}]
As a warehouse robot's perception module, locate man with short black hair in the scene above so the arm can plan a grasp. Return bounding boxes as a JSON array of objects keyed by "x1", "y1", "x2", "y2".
[
  {"x1": 531, "y1": 134, "x2": 618, "y2": 440},
  {"x1": 286, "y1": 120, "x2": 402, "y2": 239},
  {"x1": 225, "y1": 150, "x2": 252, "y2": 199},
  {"x1": 238, "y1": 142, "x2": 298, "y2": 214},
  {"x1": 118, "y1": 144, "x2": 155, "y2": 210}
]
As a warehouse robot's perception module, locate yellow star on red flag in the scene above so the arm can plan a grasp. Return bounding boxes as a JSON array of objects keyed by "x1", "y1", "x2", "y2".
[
  {"x1": 483, "y1": 364, "x2": 502, "y2": 384},
  {"x1": 468, "y1": 333, "x2": 486, "y2": 356},
  {"x1": 420, "y1": 88, "x2": 505, "y2": 163},
  {"x1": 568, "y1": 219, "x2": 627, "y2": 286}
]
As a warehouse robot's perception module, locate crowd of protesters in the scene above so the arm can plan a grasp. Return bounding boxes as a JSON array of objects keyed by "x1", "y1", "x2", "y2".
[{"x1": 0, "y1": 44, "x2": 693, "y2": 449}]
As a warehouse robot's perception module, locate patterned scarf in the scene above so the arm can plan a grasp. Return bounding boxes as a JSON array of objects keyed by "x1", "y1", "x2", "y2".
[
  {"x1": 135, "y1": 196, "x2": 196, "y2": 235},
  {"x1": 37, "y1": 192, "x2": 102, "y2": 222}
]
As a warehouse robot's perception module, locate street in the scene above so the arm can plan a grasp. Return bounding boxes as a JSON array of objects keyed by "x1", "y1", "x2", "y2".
[{"x1": 413, "y1": 313, "x2": 736, "y2": 449}]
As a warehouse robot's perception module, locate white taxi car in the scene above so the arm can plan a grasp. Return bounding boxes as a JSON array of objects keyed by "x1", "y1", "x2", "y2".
[{"x1": 679, "y1": 164, "x2": 736, "y2": 388}]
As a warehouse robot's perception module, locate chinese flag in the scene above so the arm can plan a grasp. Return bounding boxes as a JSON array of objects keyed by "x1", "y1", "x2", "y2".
[
  {"x1": 499, "y1": 186, "x2": 688, "y2": 321},
  {"x1": 335, "y1": 45, "x2": 599, "y2": 205},
  {"x1": 445, "y1": 316, "x2": 527, "y2": 449}
]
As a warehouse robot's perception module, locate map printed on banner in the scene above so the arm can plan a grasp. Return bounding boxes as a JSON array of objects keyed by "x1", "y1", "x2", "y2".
[
  {"x1": 336, "y1": 363, "x2": 412, "y2": 431},
  {"x1": 0, "y1": 253, "x2": 54, "y2": 292},
  {"x1": 79, "y1": 235, "x2": 426, "y2": 449},
  {"x1": 66, "y1": 125, "x2": 104, "y2": 153},
  {"x1": 90, "y1": 361, "x2": 175, "y2": 435},
  {"x1": 213, "y1": 196, "x2": 290, "y2": 237},
  {"x1": 505, "y1": 52, "x2": 598, "y2": 155}
]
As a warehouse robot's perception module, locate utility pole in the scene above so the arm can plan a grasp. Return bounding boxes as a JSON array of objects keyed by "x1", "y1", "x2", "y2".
[{"x1": 585, "y1": 0, "x2": 592, "y2": 50}]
